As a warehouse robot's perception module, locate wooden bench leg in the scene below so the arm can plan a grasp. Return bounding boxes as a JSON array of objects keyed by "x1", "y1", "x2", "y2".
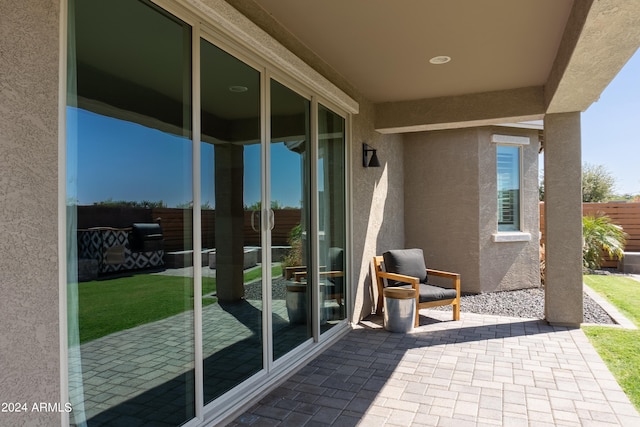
[{"x1": 453, "y1": 301, "x2": 460, "y2": 321}]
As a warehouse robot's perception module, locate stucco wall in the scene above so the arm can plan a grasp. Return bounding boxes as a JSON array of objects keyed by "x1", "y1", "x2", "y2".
[
  {"x1": 351, "y1": 103, "x2": 404, "y2": 321},
  {"x1": 544, "y1": 113, "x2": 583, "y2": 325},
  {"x1": 404, "y1": 128, "x2": 482, "y2": 292},
  {"x1": 403, "y1": 127, "x2": 540, "y2": 294},
  {"x1": 478, "y1": 127, "x2": 541, "y2": 292},
  {"x1": 0, "y1": 1, "x2": 61, "y2": 425}
]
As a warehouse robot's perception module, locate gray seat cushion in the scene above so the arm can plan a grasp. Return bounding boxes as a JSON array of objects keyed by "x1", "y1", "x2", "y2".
[
  {"x1": 395, "y1": 283, "x2": 458, "y2": 302},
  {"x1": 382, "y1": 248, "x2": 428, "y2": 286},
  {"x1": 383, "y1": 248, "x2": 456, "y2": 302}
]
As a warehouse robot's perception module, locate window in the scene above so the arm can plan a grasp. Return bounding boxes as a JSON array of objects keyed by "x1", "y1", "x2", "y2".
[{"x1": 497, "y1": 145, "x2": 520, "y2": 232}]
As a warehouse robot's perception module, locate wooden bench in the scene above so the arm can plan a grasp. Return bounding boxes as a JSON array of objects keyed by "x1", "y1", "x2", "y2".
[{"x1": 373, "y1": 250, "x2": 461, "y2": 327}]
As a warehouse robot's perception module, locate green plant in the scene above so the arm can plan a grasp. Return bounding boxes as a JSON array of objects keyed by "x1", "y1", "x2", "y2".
[
  {"x1": 245, "y1": 200, "x2": 289, "y2": 210},
  {"x1": 582, "y1": 214, "x2": 627, "y2": 270},
  {"x1": 282, "y1": 223, "x2": 303, "y2": 270},
  {"x1": 94, "y1": 198, "x2": 167, "y2": 208},
  {"x1": 582, "y1": 163, "x2": 616, "y2": 202}
]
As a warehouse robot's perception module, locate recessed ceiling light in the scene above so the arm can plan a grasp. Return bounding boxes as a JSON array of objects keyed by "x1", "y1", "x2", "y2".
[
  {"x1": 228, "y1": 85, "x2": 248, "y2": 93},
  {"x1": 429, "y1": 56, "x2": 452, "y2": 65}
]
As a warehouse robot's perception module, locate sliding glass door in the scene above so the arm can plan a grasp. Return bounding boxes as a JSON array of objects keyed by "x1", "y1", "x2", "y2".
[
  {"x1": 67, "y1": 1, "x2": 195, "y2": 425},
  {"x1": 318, "y1": 105, "x2": 347, "y2": 331},
  {"x1": 200, "y1": 39, "x2": 263, "y2": 404},
  {"x1": 270, "y1": 80, "x2": 312, "y2": 360},
  {"x1": 66, "y1": 1, "x2": 348, "y2": 424}
]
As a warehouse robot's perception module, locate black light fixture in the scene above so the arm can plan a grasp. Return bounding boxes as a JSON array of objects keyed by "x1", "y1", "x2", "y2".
[{"x1": 362, "y1": 143, "x2": 380, "y2": 168}]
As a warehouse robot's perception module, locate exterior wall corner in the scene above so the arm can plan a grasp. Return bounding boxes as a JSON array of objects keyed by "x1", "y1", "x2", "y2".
[{"x1": 0, "y1": 0, "x2": 62, "y2": 424}]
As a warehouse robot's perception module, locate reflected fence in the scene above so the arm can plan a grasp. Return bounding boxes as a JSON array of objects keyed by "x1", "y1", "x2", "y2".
[{"x1": 76, "y1": 205, "x2": 301, "y2": 278}]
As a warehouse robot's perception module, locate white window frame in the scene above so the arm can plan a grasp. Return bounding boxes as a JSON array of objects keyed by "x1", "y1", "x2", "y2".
[{"x1": 492, "y1": 134, "x2": 531, "y2": 243}]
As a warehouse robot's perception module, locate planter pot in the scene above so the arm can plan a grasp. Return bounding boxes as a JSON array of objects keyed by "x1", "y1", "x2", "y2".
[{"x1": 285, "y1": 282, "x2": 307, "y2": 324}]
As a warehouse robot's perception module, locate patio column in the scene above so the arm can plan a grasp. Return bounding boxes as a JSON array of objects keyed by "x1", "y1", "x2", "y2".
[
  {"x1": 215, "y1": 143, "x2": 246, "y2": 302},
  {"x1": 543, "y1": 112, "x2": 583, "y2": 326}
]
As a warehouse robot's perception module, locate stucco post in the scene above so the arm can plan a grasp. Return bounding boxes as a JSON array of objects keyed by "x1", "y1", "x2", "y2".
[
  {"x1": 544, "y1": 112, "x2": 583, "y2": 326},
  {"x1": 214, "y1": 144, "x2": 246, "y2": 302},
  {"x1": 0, "y1": 0, "x2": 61, "y2": 424}
]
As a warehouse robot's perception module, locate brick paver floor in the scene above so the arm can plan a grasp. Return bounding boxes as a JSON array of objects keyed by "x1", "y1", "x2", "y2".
[{"x1": 230, "y1": 309, "x2": 640, "y2": 426}]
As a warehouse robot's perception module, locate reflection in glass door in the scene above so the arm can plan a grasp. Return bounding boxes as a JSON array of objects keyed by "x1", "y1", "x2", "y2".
[
  {"x1": 67, "y1": 0, "x2": 194, "y2": 425},
  {"x1": 200, "y1": 39, "x2": 263, "y2": 404},
  {"x1": 67, "y1": 1, "x2": 349, "y2": 421},
  {"x1": 270, "y1": 80, "x2": 312, "y2": 360},
  {"x1": 318, "y1": 105, "x2": 347, "y2": 331}
]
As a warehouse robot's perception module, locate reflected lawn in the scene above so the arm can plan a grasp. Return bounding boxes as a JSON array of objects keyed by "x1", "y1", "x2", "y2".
[
  {"x1": 76, "y1": 265, "x2": 282, "y2": 343},
  {"x1": 76, "y1": 274, "x2": 217, "y2": 343},
  {"x1": 244, "y1": 264, "x2": 282, "y2": 283}
]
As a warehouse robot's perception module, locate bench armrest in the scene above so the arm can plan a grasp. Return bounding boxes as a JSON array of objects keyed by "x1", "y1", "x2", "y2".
[
  {"x1": 426, "y1": 269, "x2": 460, "y2": 292},
  {"x1": 376, "y1": 271, "x2": 419, "y2": 287}
]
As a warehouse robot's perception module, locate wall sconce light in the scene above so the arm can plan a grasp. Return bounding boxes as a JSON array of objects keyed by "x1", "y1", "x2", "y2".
[{"x1": 362, "y1": 143, "x2": 381, "y2": 168}]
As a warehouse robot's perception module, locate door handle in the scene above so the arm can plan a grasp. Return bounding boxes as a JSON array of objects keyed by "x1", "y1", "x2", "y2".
[
  {"x1": 251, "y1": 210, "x2": 260, "y2": 232},
  {"x1": 268, "y1": 209, "x2": 275, "y2": 231}
]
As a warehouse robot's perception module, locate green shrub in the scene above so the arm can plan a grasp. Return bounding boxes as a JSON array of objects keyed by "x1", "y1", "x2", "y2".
[
  {"x1": 282, "y1": 223, "x2": 303, "y2": 269},
  {"x1": 582, "y1": 215, "x2": 627, "y2": 270}
]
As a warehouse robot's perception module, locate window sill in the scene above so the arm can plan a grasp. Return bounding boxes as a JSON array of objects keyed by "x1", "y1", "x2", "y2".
[{"x1": 492, "y1": 232, "x2": 531, "y2": 243}]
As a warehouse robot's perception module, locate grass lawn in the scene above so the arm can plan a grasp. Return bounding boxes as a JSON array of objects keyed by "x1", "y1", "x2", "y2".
[
  {"x1": 76, "y1": 264, "x2": 282, "y2": 343},
  {"x1": 583, "y1": 274, "x2": 640, "y2": 410}
]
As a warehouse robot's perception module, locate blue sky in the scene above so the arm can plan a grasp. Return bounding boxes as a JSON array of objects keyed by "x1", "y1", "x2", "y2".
[
  {"x1": 581, "y1": 49, "x2": 640, "y2": 196},
  {"x1": 69, "y1": 108, "x2": 303, "y2": 208}
]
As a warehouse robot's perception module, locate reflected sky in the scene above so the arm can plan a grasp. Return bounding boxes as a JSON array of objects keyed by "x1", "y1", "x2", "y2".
[{"x1": 68, "y1": 107, "x2": 303, "y2": 208}]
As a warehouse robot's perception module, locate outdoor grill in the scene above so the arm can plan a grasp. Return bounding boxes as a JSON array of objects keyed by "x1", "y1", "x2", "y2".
[{"x1": 129, "y1": 223, "x2": 164, "y2": 252}]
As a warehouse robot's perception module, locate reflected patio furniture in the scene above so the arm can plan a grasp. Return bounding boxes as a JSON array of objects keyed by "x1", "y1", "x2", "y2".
[
  {"x1": 284, "y1": 265, "x2": 307, "y2": 280},
  {"x1": 77, "y1": 226, "x2": 164, "y2": 275},
  {"x1": 373, "y1": 248, "x2": 460, "y2": 327},
  {"x1": 292, "y1": 270, "x2": 344, "y2": 307},
  {"x1": 289, "y1": 247, "x2": 344, "y2": 307}
]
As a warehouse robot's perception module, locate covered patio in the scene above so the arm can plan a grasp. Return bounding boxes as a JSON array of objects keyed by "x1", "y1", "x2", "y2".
[
  {"x1": 5, "y1": 1, "x2": 640, "y2": 426},
  {"x1": 230, "y1": 310, "x2": 640, "y2": 426}
]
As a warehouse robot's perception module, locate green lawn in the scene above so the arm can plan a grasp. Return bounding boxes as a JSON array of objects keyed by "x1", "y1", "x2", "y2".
[
  {"x1": 583, "y1": 274, "x2": 640, "y2": 410},
  {"x1": 75, "y1": 265, "x2": 282, "y2": 343},
  {"x1": 583, "y1": 275, "x2": 640, "y2": 325},
  {"x1": 75, "y1": 274, "x2": 217, "y2": 343}
]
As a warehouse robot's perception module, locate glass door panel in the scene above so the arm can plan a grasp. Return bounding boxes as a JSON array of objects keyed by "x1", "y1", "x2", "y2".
[
  {"x1": 67, "y1": 0, "x2": 195, "y2": 425},
  {"x1": 200, "y1": 39, "x2": 263, "y2": 403},
  {"x1": 270, "y1": 80, "x2": 312, "y2": 360},
  {"x1": 318, "y1": 105, "x2": 347, "y2": 331}
]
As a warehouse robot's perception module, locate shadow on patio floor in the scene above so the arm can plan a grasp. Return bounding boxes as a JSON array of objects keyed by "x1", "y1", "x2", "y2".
[{"x1": 229, "y1": 310, "x2": 640, "y2": 426}]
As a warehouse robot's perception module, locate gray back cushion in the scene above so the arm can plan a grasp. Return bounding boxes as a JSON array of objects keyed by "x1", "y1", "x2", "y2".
[{"x1": 382, "y1": 248, "x2": 428, "y2": 286}]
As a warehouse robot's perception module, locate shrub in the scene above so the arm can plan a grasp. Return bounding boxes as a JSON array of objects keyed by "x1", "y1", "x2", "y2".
[
  {"x1": 282, "y1": 223, "x2": 303, "y2": 269},
  {"x1": 582, "y1": 215, "x2": 627, "y2": 270}
]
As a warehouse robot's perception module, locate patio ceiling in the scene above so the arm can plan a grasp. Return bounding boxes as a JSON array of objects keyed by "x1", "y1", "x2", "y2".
[{"x1": 240, "y1": 0, "x2": 640, "y2": 132}]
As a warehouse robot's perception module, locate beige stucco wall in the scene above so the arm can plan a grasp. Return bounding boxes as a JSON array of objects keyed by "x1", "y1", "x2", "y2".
[
  {"x1": 478, "y1": 127, "x2": 541, "y2": 293},
  {"x1": 404, "y1": 128, "x2": 482, "y2": 292},
  {"x1": 544, "y1": 113, "x2": 583, "y2": 326},
  {"x1": 404, "y1": 127, "x2": 540, "y2": 294},
  {"x1": 351, "y1": 103, "x2": 404, "y2": 321},
  {"x1": 0, "y1": 1, "x2": 62, "y2": 426}
]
